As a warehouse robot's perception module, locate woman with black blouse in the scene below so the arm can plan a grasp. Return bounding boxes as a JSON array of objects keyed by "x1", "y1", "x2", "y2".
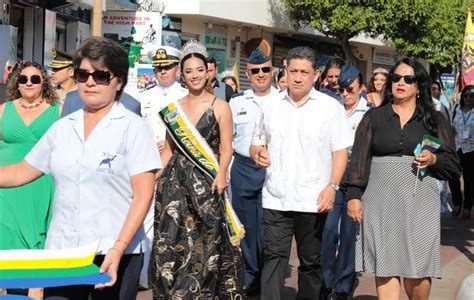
[{"x1": 346, "y1": 57, "x2": 461, "y2": 300}]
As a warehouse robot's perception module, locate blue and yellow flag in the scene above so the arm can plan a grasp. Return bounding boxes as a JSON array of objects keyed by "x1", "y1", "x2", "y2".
[{"x1": 0, "y1": 241, "x2": 110, "y2": 289}]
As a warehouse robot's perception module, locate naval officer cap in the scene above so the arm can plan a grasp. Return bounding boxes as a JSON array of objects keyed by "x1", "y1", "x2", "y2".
[
  {"x1": 338, "y1": 64, "x2": 361, "y2": 88},
  {"x1": 248, "y1": 48, "x2": 271, "y2": 65},
  {"x1": 152, "y1": 46, "x2": 181, "y2": 67},
  {"x1": 48, "y1": 48, "x2": 74, "y2": 69}
]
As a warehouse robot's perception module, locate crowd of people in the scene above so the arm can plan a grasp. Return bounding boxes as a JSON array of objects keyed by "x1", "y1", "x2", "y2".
[{"x1": 0, "y1": 36, "x2": 471, "y2": 300}]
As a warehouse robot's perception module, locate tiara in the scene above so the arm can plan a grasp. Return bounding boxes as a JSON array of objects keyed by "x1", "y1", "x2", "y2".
[
  {"x1": 373, "y1": 67, "x2": 389, "y2": 74},
  {"x1": 220, "y1": 69, "x2": 235, "y2": 78},
  {"x1": 180, "y1": 40, "x2": 208, "y2": 60}
]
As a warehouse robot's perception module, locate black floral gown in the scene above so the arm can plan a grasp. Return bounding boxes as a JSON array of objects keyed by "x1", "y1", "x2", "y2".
[{"x1": 151, "y1": 106, "x2": 243, "y2": 300}]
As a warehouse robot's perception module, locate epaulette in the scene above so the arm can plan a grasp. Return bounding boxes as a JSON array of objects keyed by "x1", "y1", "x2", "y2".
[{"x1": 231, "y1": 91, "x2": 244, "y2": 99}]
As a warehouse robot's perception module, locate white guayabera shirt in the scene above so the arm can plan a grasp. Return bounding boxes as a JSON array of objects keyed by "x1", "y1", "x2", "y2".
[{"x1": 251, "y1": 88, "x2": 353, "y2": 213}]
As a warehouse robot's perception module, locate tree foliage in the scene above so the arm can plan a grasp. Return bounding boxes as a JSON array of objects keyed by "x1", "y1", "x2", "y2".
[
  {"x1": 283, "y1": 0, "x2": 382, "y2": 63},
  {"x1": 283, "y1": 0, "x2": 472, "y2": 66}
]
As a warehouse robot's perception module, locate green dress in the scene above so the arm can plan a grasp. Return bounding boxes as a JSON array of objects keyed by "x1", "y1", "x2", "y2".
[{"x1": 0, "y1": 101, "x2": 59, "y2": 250}]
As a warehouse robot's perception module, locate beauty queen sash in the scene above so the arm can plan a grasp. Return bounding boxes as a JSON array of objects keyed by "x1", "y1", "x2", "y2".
[{"x1": 159, "y1": 101, "x2": 245, "y2": 247}]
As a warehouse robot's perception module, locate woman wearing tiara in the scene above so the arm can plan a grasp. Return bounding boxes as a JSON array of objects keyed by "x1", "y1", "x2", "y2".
[
  {"x1": 151, "y1": 41, "x2": 243, "y2": 299},
  {"x1": 366, "y1": 67, "x2": 389, "y2": 107},
  {"x1": 220, "y1": 69, "x2": 239, "y2": 93}
]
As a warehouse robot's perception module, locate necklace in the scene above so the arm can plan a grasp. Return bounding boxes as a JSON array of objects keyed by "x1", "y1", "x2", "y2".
[{"x1": 19, "y1": 98, "x2": 45, "y2": 110}]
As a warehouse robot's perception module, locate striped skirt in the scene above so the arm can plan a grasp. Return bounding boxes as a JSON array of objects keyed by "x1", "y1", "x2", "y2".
[{"x1": 356, "y1": 156, "x2": 442, "y2": 278}]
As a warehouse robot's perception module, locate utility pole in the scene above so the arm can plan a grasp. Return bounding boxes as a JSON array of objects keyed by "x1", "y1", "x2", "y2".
[{"x1": 92, "y1": 0, "x2": 103, "y2": 37}]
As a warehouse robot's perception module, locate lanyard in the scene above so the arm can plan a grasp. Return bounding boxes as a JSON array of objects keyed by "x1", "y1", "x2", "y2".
[{"x1": 462, "y1": 109, "x2": 472, "y2": 126}]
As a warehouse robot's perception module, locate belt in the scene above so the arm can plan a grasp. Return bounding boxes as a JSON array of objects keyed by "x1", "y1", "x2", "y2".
[{"x1": 234, "y1": 153, "x2": 258, "y2": 167}]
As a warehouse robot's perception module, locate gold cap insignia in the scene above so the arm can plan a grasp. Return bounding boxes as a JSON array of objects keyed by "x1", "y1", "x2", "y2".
[{"x1": 156, "y1": 49, "x2": 167, "y2": 60}]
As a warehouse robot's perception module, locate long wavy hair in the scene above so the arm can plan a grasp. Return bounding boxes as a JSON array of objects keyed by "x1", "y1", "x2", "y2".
[
  {"x1": 381, "y1": 57, "x2": 439, "y2": 135},
  {"x1": 6, "y1": 61, "x2": 58, "y2": 104},
  {"x1": 366, "y1": 70, "x2": 388, "y2": 93}
]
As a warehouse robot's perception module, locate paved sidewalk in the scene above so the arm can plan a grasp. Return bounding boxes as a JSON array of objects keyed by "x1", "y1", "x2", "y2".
[
  {"x1": 138, "y1": 213, "x2": 473, "y2": 300},
  {"x1": 282, "y1": 213, "x2": 473, "y2": 300}
]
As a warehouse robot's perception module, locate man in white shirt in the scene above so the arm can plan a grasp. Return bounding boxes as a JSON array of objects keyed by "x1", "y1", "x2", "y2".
[
  {"x1": 138, "y1": 46, "x2": 187, "y2": 288},
  {"x1": 229, "y1": 47, "x2": 279, "y2": 296},
  {"x1": 139, "y1": 46, "x2": 188, "y2": 153},
  {"x1": 250, "y1": 47, "x2": 353, "y2": 299}
]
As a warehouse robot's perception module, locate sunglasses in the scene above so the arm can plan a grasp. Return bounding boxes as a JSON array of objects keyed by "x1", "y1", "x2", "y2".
[
  {"x1": 154, "y1": 65, "x2": 176, "y2": 72},
  {"x1": 18, "y1": 74, "x2": 42, "y2": 85},
  {"x1": 249, "y1": 67, "x2": 272, "y2": 75},
  {"x1": 74, "y1": 69, "x2": 113, "y2": 85},
  {"x1": 463, "y1": 93, "x2": 474, "y2": 99},
  {"x1": 391, "y1": 74, "x2": 416, "y2": 84},
  {"x1": 338, "y1": 86, "x2": 355, "y2": 94}
]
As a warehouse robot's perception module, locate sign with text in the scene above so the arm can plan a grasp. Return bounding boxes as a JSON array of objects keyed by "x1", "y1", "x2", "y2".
[
  {"x1": 204, "y1": 23, "x2": 227, "y2": 50},
  {"x1": 103, "y1": 11, "x2": 161, "y2": 98},
  {"x1": 372, "y1": 49, "x2": 396, "y2": 66}
]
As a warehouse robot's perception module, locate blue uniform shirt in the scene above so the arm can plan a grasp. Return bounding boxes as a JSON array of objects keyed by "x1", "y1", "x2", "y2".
[{"x1": 229, "y1": 87, "x2": 279, "y2": 157}]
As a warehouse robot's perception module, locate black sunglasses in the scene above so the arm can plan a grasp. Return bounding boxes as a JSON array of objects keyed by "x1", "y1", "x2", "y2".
[
  {"x1": 74, "y1": 69, "x2": 113, "y2": 85},
  {"x1": 154, "y1": 65, "x2": 176, "y2": 72},
  {"x1": 463, "y1": 93, "x2": 474, "y2": 99},
  {"x1": 18, "y1": 74, "x2": 42, "y2": 85},
  {"x1": 391, "y1": 74, "x2": 416, "y2": 85},
  {"x1": 249, "y1": 67, "x2": 272, "y2": 75},
  {"x1": 338, "y1": 86, "x2": 355, "y2": 94}
]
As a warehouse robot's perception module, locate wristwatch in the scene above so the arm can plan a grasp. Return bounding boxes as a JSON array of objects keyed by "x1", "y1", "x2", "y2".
[{"x1": 327, "y1": 182, "x2": 340, "y2": 191}]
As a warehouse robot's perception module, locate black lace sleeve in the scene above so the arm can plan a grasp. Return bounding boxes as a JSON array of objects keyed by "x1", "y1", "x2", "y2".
[
  {"x1": 428, "y1": 112, "x2": 462, "y2": 180},
  {"x1": 347, "y1": 110, "x2": 374, "y2": 200}
]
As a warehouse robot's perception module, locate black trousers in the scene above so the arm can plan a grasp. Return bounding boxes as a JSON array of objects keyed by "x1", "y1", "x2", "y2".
[
  {"x1": 260, "y1": 208, "x2": 327, "y2": 300},
  {"x1": 449, "y1": 150, "x2": 474, "y2": 210},
  {"x1": 44, "y1": 253, "x2": 143, "y2": 300}
]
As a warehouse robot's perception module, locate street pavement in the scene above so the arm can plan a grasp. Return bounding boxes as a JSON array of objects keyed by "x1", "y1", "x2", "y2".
[{"x1": 138, "y1": 213, "x2": 473, "y2": 300}]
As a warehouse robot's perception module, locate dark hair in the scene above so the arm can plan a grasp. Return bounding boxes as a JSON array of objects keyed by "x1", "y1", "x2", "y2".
[
  {"x1": 206, "y1": 56, "x2": 217, "y2": 66},
  {"x1": 181, "y1": 52, "x2": 208, "y2": 73},
  {"x1": 286, "y1": 46, "x2": 318, "y2": 70},
  {"x1": 321, "y1": 57, "x2": 344, "y2": 80},
  {"x1": 221, "y1": 76, "x2": 239, "y2": 92},
  {"x1": 6, "y1": 61, "x2": 57, "y2": 103},
  {"x1": 460, "y1": 84, "x2": 474, "y2": 108},
  {"x1": 181, "y1": 52, "x2": 213, "y2": 93},
  {"x1": 277, "y1": 69, "x2": 285, "y2": 82},
  {"x1": 367, "y1": 71, "x2": 388, "y2": 93},
  {"x1": 432, "y1": 81, "x2": 441, "y2": 90},
  {"x1": 354, "y1": 73, "x2": 364, "y2": 86},
  {"x1": 73, "y1": 37, "x2": 128, "y2": 100},
  {"x1": 381, "y1": 57, "x2": 440, "y2": 135}
]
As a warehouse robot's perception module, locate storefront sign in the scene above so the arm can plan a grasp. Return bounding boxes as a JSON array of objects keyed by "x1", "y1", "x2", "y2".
[
  {"x1": 205, "y1": 24, "x2": 227, "y2": 74},
  {"x1": 162, "y1": 16, "x2": 182, "y2": 32},
  {"x1": 205, "y1": 24, "x2": 227, "y2": 50},
  {"x1": 372, "y1": 49, "x2": 396, "y2": 66},
  {"x1": 103, "y1": 11, "x2": 161, "y2": 98}
]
